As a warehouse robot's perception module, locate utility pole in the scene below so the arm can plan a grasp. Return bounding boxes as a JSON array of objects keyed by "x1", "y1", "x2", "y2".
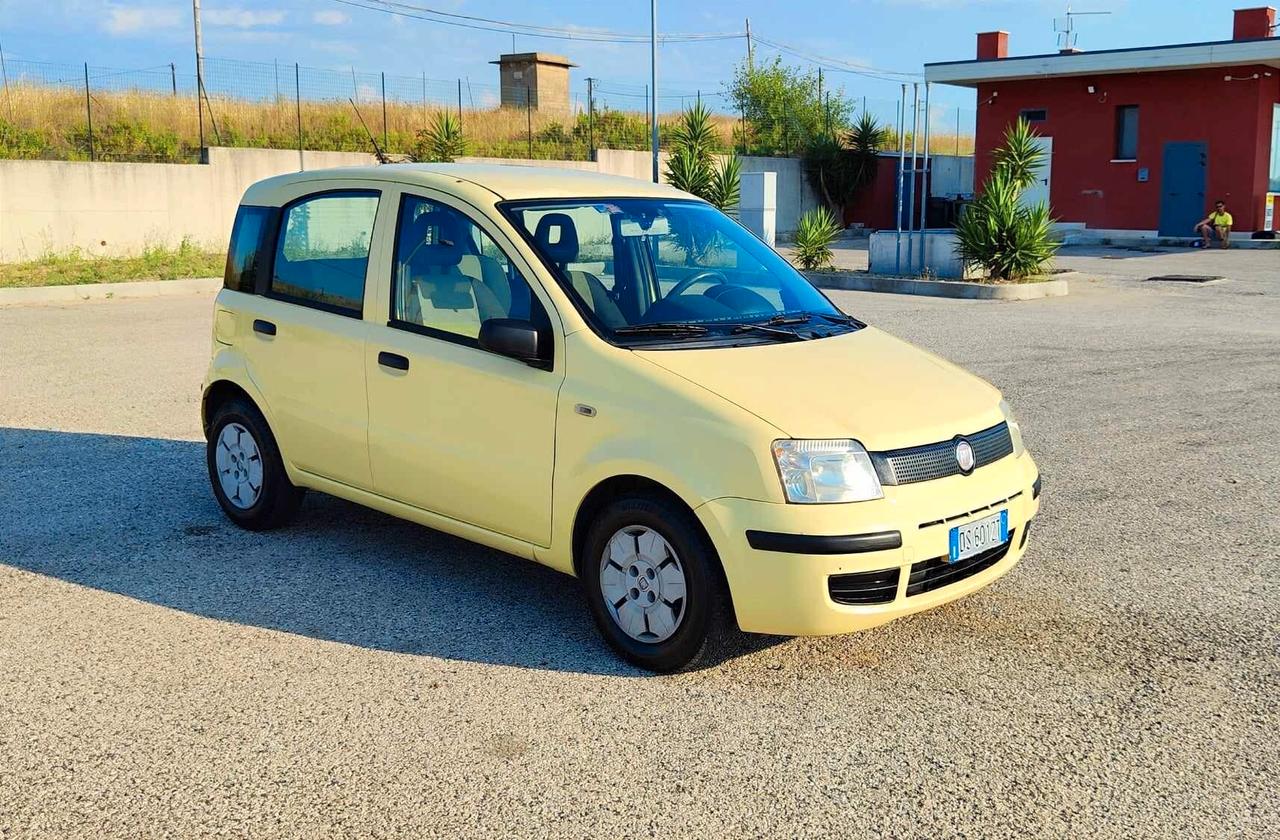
[
  {"x1": 745, "y1": 18, "x2": 753, "y2": 70},
  {"x1": 192, "y1": 0, "x2": 205, "y2": 157},
  {"x1": 586, "y1": 77, "x2": 595, "y2": 158},
  {"x1": 650, "y1": 0, "x2": 659, "y2": 183}
]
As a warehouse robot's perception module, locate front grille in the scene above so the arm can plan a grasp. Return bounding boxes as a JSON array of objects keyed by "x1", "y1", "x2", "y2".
[
  {"x1": 873, "y1": 422, "x2": 1014, "y2": 486},
  {"x1": 905, "y1": 530, "x2": 1015, "y2": 597},
  {"x1": 828, "y1": 567, "x2": 901, "y2": 605}
]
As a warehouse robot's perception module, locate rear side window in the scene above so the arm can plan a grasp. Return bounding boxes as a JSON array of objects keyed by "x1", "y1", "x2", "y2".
[
  {"x1": 271, "y1": 191, "x2": 380, "y2": 316},
  {"x1": 224, "y1": 205, "x2": 273, "y2": 293}
]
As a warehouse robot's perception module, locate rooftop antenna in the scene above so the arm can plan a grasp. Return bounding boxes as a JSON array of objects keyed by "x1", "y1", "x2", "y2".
[
  {"x1": 348, "y1": 97, "x2": 393, "y2": 163},
  {"x1": 1053, "y1": 4, "x2": 1111, "y2": 50}
]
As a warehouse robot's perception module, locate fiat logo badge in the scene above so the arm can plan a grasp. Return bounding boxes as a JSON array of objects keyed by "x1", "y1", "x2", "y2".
[{"x1": 955, "y1": 439, "x2": 976, "y2": 474}]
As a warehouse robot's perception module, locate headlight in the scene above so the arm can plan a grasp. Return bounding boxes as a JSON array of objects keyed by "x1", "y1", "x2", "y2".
[
  {"x1": 999, "y1": 399, "x2": 1025, "y2": 457},
  {"x1": 771, "y1": 439, "x2": 883, "y2": 504}
]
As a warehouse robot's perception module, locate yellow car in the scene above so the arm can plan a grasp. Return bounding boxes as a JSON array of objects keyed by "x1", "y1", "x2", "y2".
[{"x1": 203, "y1": 165, "x2": 1041, "y2": 672}]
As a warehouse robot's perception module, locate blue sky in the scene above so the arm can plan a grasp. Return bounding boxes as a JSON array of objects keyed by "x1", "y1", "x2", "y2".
[{"x1": 0, "y1": 0, "x2": 1260, "y2": 114}]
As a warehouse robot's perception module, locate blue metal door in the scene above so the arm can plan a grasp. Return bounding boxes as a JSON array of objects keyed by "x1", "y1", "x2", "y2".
[{"x1": 1159, "y1": 142, "x2": 1206, "y2": 236}]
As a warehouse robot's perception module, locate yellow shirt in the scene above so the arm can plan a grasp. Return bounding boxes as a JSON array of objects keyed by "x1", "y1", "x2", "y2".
[{"x1": 1210, "y1": 211, "x2": 1233, "y2": 227}]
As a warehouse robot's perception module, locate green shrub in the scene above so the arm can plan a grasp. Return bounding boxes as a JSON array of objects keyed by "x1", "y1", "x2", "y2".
[
  {"x1": 415, "y1": 111, "x2": 467, "y2": 162},
  {"x1": 954, "y1": 119, "x2": 1059, "y2": 281},
  {"x1": 793, "y1": 207, "x2": 842, "y2": 271},
  {"x1": 664, "y1": 103, "x2": 740, "y2": 212},
  {"x1": 802, "y1": 112, "x2": 889, "y2": 214}
]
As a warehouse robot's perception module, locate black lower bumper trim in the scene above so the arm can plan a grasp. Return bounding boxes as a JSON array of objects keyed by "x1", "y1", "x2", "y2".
[
  {"x1": 746, "y1": 529, "x2": 903, "y2": 555},
  {"x1": 1032, "y1": 474, "x2": 1042, "y2": 499}
]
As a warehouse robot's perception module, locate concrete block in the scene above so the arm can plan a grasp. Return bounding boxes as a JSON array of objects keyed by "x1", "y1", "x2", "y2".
[{"x1": 739, "y1": 171, "x2": 777, "y2": 246}]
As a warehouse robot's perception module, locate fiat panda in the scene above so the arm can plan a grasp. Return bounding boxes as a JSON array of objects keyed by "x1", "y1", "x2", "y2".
[{"x1": 203, "y1": 164, "x2": 1041, "y2": 672}]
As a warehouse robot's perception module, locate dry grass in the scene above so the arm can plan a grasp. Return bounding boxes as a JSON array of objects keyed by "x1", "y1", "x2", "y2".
[{"x1": 0, "y1": 82, "x2": 744, "y2": 162}]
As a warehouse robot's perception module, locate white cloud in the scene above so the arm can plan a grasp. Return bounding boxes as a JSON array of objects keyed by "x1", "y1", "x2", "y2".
[
  {"x1": 103, "y1": 6, "x2": 182, "y2": 35},
  {"x1": 313, "y1": 10, "x2": 350, "y2": 26},
  {"x1": 203, "y1": 8, "x2": 286, "y2": 28}
]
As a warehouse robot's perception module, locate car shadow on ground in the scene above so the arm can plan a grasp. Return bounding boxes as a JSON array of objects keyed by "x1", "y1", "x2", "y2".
[{"x1": 0, "y1": 427, "x2": 780, "y2": 676}]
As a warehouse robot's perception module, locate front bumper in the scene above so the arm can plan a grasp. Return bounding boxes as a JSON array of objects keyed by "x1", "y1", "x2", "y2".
[{"x1": 695, "y1": 452, "x2": 1040, "y2": 636}]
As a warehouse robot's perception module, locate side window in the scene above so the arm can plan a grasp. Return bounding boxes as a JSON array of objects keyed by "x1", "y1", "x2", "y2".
[
  {"x1": 271, "y1": 191, "x2": 379, "y2": 316},
  {"x1": 1114, "y1": 105, "x2": 1139, "y2": 161},
  {"x1": 224, "y1": 205, "x2": 273, "y2": 293},
  {"x1": 391, "y1": 195, "x2": 543, "y2": 342}
]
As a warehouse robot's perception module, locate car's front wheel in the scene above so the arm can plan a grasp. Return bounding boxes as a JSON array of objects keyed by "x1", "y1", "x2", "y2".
[
  {"x1": 582, "y1": 495, "x2": 733, "y2": 672},
  {"x1": 206, "y1": 397, "x2": 304, "y2": 531}
]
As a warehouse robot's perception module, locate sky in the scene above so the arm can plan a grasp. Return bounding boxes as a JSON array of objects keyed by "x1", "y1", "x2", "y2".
[{"x1": 0, "y1": 0, "x2": 1262, "y2": 118}]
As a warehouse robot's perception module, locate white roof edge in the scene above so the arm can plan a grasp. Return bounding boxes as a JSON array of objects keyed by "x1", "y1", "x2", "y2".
[{"x1": 925, "y1": 38, "x2": 1280, "y2": 86}]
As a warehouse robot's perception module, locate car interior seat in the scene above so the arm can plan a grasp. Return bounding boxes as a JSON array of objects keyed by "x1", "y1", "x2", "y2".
[
  {"x1": 533, "y1": 213, "x2": 627, "y2": 329},
  {"x1": 400, "y1": 210, "x2": 504, "y2": 338}
]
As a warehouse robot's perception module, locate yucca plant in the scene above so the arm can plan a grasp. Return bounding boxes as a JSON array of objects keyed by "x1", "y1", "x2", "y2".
[
  {"x1": 664, "y1": 103, "x2": 740, "y2": 212},
  {"x1": 415, "y1": 111, "x2": 467, "y2": 162},
  {"x1": 954, "y1": 118, "x2": 1058, "y2": 281},
  {"x1": 991, "y1": 117, "x2": 1043, "y2": 190},
  {"x1": 793, "y1": 206, "x2": 842, "y2": 271}
]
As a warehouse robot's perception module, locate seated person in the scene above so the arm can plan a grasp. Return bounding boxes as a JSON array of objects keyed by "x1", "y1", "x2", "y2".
[{"x1": 1194, "y1": 200, "x2": 1232, "y2": 249}]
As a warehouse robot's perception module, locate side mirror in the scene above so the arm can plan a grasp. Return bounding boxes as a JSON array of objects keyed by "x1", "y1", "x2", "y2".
[{"x1": 478, "y1": 318, "x2": 549, "y2": 368}]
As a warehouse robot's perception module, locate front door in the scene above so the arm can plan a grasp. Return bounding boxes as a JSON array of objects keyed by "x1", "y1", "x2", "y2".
[
  {"x1": 1159, "y1": 142, "x2": 1207, "y2": 236},
  {"x1": 365, "y1": 191, "x2": 563, "y2": 547},
  {"x1": 1019, "y1": 137, "x2": 1052, "y2": 210}
]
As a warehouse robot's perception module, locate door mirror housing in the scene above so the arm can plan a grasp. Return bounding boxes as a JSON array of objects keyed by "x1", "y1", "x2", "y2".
[{"x1": 478, "y1": 318, "x2": 550, "y2": 368}]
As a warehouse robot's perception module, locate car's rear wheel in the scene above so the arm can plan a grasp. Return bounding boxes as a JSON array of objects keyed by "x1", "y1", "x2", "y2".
[
  {"x1": 206, "y1": 397, "x2": 304, "y2": 530},
  {"x1": 582, "y1": 494, "x2": 733, "y2": 672}
]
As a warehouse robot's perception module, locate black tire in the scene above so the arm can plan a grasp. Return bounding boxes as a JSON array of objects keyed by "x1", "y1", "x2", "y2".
[
  {"x1": 581, "y1": 494, "x2": 736, "y2": 673},
  {"x1": 206, "y1": 397, "x2": 304, "y2": 531}
]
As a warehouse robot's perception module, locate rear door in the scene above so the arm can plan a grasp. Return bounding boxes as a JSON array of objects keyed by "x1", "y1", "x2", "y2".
[{"x1": 238, "y1": 184, "x2": 388, "y2": 491}]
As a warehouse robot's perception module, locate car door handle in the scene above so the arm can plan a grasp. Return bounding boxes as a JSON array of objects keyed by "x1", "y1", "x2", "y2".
[
  {"x1": 253, "y1": 319, "x2": 276, "y2": 336},
  {"x1": 378, "y1": 351, "x2": 410, "y2": 371}
]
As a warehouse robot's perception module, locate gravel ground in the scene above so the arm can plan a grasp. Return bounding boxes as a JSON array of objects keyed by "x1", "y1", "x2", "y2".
[{"x1": 1, "y1": 248, "x2": 1278, "y2": 838}]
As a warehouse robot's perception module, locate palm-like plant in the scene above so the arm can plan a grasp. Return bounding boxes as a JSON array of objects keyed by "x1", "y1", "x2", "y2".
[
  {"x1": 664, "y1": 103, "x2": 740, "y2": 212},
  {"x1": 416, "y1": 111, "x2": 467, "y2": 162},
  {"x1": 792, "y1": 206, "x2": 842, "y2": 271},
  {"x1": 991, "y1": 117, "x2": 1043, "y2": 190},
  {"x1": 955, "y1": 126, "x2": 1059, "y2": 281}
]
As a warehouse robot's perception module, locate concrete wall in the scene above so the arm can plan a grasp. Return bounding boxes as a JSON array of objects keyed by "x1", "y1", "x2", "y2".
[
  {"x1": 0, "y1": 146, "x2": 817, "y2": 262},
  {"x1": 0, "y1": 147, "x2": 376, "y2": 261}
]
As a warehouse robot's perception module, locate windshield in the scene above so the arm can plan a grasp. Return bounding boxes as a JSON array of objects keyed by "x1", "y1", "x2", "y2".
[{"x1": 500, "y1": 198, "x2": 861, "y2": 346}]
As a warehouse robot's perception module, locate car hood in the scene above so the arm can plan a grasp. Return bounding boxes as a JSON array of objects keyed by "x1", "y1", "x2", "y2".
[{"x1": 634, "y1": 326, "x2": 1003, "y2": 451}]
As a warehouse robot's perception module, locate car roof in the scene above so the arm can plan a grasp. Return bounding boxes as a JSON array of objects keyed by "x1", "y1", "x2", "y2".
[{"x1": 240, "y1": 162, "x2": 694, "y2": 206}]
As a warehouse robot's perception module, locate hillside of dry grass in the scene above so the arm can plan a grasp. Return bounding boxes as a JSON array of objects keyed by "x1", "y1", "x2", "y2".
[{"x1": 0, "y1": 83, "x2": 973, "y2": 164}]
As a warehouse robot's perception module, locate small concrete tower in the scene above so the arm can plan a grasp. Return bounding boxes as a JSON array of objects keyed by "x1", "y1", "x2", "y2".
[{"x1": 491, "y1": 52, "x2": 577, "y2": 114}]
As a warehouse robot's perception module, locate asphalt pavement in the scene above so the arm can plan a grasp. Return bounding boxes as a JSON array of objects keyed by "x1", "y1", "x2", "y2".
[{"x1": 1, "y1": 248, "x2": 1277, "y2": 838}]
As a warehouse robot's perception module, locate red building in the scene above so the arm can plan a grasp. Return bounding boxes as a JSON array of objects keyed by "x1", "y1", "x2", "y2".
[{"x1": 925, "y1": 7, "x2": 1280, "y2": 236}]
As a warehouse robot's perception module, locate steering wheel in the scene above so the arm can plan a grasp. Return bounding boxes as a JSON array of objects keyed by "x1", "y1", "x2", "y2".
[{"x1": 666, "y1": 269, "x2": 730, "y2": 299}]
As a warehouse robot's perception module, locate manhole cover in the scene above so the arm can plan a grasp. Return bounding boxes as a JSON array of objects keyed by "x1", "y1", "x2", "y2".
[{"x1": 1144, "y1": 275, "x2": 1225, "y2": 283}]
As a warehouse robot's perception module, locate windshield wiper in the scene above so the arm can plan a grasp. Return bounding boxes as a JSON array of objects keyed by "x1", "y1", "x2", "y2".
[
  {"x1": 730, "y1": 322, "x2": 807, "y2": 341},
  {"x1": 814, "y1": 311, "x2": 864, "y2": 327},
  {"x1": 613, "y1": 322, "x2": 709, "y2": 337}
]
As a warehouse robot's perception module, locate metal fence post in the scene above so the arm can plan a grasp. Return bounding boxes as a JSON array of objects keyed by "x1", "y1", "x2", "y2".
[
  {"x1": 586, "y1": 77, "x2": 595, "y2": 159},
  {"x1": 170, "y1": 62, "x2": 177, "y2": 96},
  {"x1": 381, "y1": 71, "x2": 388, "y2": 149},
  {"x1": 526, "y1": 86, "x2": 533, "y2": 159},
  {"x1": 295, "y1": 62, "x2": 303, "y2": 170},
  {"x1": 457, "y1": 78, "x2": 463, "y2": 132},
  {"x1": 83, "y1": 63, "x2": 94, "y2": 162}
]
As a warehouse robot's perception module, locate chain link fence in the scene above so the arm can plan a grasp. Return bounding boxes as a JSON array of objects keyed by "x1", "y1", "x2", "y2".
[{"x1": 0, "y1": 54, "x2": 974, "y2": 164}]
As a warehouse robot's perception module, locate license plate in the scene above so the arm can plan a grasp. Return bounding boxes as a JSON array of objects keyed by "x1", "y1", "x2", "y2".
[{"x1": 948, "y1": 510, "x2": 1009, "y2": 563}]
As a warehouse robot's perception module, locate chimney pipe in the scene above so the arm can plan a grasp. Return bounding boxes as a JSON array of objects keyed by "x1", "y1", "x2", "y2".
[
  {"x1": 977, "y1": 31, "x2": 1009, "y2": 61},
  {"x1": 1233, "y1": 7, "x2": 1276, "y2": 40}
]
